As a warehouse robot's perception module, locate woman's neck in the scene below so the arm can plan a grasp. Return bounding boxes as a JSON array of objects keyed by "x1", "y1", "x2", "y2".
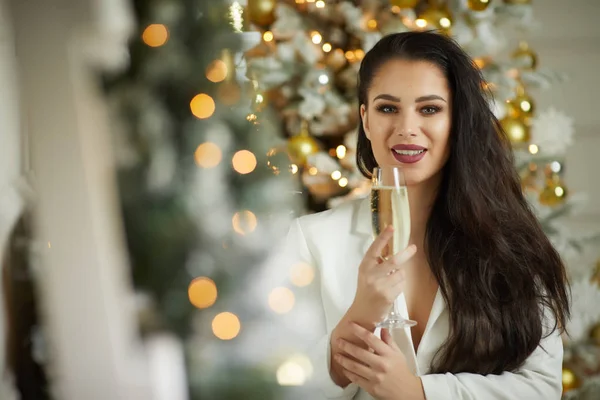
[{"x1": 408, "y1": 179, "x2": 439, "y2": 248}]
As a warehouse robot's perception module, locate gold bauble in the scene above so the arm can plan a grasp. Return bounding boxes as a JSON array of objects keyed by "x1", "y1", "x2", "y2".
[
  {"x1": 417, "y1": 5, "x2": 453, "y2": 33},
  {"x1": 539, "y1": 175, "x2": 567, "y2": 207},
  {"x1": 590, "y1": 322, "x2": 600, "y2": 346},
  {"x1": 247, "y1": 0, "x2": 277, "y2": 28},
  {"x1": 562, "y1": 367, "x2": 580, "y2": 393},
  {"x1": 500, "y1": 116, "x2": 529, "y2": 145},
  {"x1": 507, "y1": 94, "x2": 535, "y2": 120},
  {"x1": 512, "y1": 41, "x2": 537, "y2": 70},
  {"x1": 390, "y1": 0, "x2": 419, "y2": 8},
  {"x1": 468, "y1": 0, "x2": 492, "y2": 11},
  {"x1": 287, "y1": 121, "x2": 320, "y2": 166}
]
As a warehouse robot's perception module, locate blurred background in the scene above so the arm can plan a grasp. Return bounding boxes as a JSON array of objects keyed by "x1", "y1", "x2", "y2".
[{"x1": 1, "y1": 0, "x2": 599, "y2": 399}]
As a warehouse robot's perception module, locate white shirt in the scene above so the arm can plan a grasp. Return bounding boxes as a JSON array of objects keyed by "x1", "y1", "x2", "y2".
[{"x1": 285, "y1": 197, "x2": 563, "y2": 400}]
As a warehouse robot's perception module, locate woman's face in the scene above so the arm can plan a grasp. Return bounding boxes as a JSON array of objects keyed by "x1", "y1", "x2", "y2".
[{"x1": 360, "y1": 59, "x2": 452, "y2": 187}]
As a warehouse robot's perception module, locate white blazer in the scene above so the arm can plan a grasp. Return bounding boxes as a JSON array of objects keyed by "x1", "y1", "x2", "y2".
[{"x1": 284, "y1": 197, "x2": 563, "y2": 400}]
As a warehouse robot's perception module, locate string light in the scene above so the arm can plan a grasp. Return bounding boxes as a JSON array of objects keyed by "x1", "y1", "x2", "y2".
[
  {"x1": 311, "y1": 31, "x2": 322, "y2": 44},
  {"x1": 550, "y1": 161, "x2": 562, "y2": 173},
  {"x1": 338, "y1": 177, "x2": 349, "y2": 187},
  {"x1": 247, "y1": 113, "x2": 258, "y2": 122},
  {"x1": 276, "y1": 354, "x2": 313, "y2": 386},
  {"x1": 528, "y1": 144, "x2": 539, "y2": 154},
  {"x1": 336, "y1": 145, "x2": 347, "y2": 159},
  {"x1": 190, "y1": 93, "x2": 215, "y2": 119},
  {"x1": 318, "y1": 74, "x2": 329, "y2": 84},
  {"x1": 354, "y1": 49, "x2": 365, "y2": 60},
  {"x1": 331, "y1": 170, "x2": 342, "y2": 180},
  {"x1": 212, "y1": 312, "x2": 241, "y2": 340},
  {"x1": 268, "y1": 287, "x2": 295, "y2": 314},
  {"x1": 194, "y1": 142, "x2": 222, "y2": 168},
  {"x1": 345, "y1": 51, "x2": 356, "y2": 62},
  {"x1": 308, "y1": 167, "x2": 318, "y2": 175},
  {"x1": 290, "y1": 262, "x2": 315, "y2": 287},
  {"x1": 322, "y1": 43, "x2": 332, "y2": 52},
  {"x1": 440, "y1": 17, "x2": 451, "y2": 29},
  {"x1": 555, "y1": 186, "x2": 565, "y2": 197},
  {"x1": 263, "y1": 31, "x2": 274, "y2": 42},
  {"x1": 232, "y1": 210, "x2": 258, "y2": 235},
  {"x1": 367, "y1": 19, "x2": 378, "y2": 30},
  {"x1": 290, "y1": 164, "x2": 299, "y2": 174},
  {"x1": 315, "y1": 0, "x2": 325, "y2": 8},
  {"x1": 142, "y1": 24, "x2": 169, "y2": 47},
  {"x1": 415, "y1": 19, "x2": 427, "y2": 28},
  {"x1": 206, "y1": 60, "x2": 228, "y2": 83},
  {"x1": 232, "y1": 150, "x2": 257, "y2": 174},
  {"x1": 188, "y1": 277, "x2": 218, "y2": 309}
]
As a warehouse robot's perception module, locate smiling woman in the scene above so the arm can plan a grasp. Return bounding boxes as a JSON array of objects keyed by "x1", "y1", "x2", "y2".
[{"x1": 285, "y1": 31, "x2": 570, "y2": 400}]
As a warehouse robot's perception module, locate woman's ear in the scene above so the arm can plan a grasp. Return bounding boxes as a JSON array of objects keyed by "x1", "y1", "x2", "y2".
[{"x1": 360, "y1": 104, "x2": 371, "y2": 141}]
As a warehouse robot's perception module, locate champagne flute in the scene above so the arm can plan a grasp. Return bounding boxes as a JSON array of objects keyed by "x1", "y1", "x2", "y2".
[{"x1": 370, "y1": 166, "x2": 417, "y2": 329}]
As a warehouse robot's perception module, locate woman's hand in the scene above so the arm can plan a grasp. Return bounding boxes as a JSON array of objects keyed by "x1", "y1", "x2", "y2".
[
  {"x1": 335, "y1": 323, "x2": 425, "y2": 400},
  {"x1": 328, "y1": 226, "x2": 416, "y2": 388},
  {"x1": 349, "y1": 225, "x2": 417, "y2": 326}
]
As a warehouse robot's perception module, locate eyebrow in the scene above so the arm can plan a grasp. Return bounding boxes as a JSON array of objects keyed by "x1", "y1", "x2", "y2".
[{"x1": 373, "y1": 94, "x2": 447, "y2": 103}]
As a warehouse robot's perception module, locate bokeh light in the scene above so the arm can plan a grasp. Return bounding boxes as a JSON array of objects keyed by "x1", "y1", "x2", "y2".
[
  {"x1": 290, "y1": 262, "x2": 315, "y2": 287},
  {"x1": 194, "y1": 142, "x2": 222, "y2": 168},
  {"x1": 232, "y1": 150, "x2": 257, "y2": 174},
  {"x1": 188, "y1": 277, "x2": 218, "y2": 309},
  {"x1": 142, "y1": 24, "x2": 169, "y2": 47},
  {"x1": 212, "y1": 312, "x2": 241, "y2": 340},
  {"x1": 190, "y1": 93, "x2": 215, "y2": 119},
  {"x1": 206, "y1": 60, "x2": 228, "y2": 83},
  {"x1": 268, "y1": 287, "x2": 295, "y2": 314},
  {"x1": 232, "y1": 210, "x2": 258, "y2": 235}
]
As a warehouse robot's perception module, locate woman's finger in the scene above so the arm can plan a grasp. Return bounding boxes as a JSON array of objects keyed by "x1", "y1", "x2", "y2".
[
  {"x1": 334, "y1": 353, "x2": 375, "y2": 381},
  {"x1": 337, "y1": 338, "x2": 380, "y2": 367},
  {"x1": 365, "y1": 226, "x2": 395, "y2": 265},
  {"x1": 349, "y1": 322, "x2": 393, "y2": 357},
  {"x1": 392, "y1": 244, "x2": 417, "y2": 265}
]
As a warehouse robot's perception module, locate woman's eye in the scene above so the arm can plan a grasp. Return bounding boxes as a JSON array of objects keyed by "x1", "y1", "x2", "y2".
[
  {"x1": 376, "y1": 105, "x2": 397, "y2": 113},
  {"x1": 421, "y1": 106, "x2": 441, "y2": 115}
]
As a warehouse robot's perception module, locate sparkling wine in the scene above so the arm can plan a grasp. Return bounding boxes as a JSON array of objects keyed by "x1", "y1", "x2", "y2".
[{"x1": 370, "y1": 186, "x2": 411, "y2": 259}]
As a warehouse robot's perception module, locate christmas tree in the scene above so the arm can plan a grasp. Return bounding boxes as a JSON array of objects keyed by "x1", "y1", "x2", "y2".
[
  {"x1": 102, "y1": 0, "x2": 317, "y2": 398},
  {"x1": 244, "y1": 0, "x2": 600, "y2": 397}
]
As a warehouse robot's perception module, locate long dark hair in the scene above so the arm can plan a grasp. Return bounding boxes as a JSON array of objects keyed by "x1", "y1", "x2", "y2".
[{"x1": 356, "y1": 31, "x2": 570, "y2": 375}]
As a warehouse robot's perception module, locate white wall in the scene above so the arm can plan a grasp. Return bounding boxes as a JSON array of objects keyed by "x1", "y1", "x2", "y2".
[{"x1": 528, "y1": 0, "x2": 600, "y2": 231}]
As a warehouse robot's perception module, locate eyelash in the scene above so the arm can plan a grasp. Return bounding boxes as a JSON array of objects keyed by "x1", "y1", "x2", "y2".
[{"x1": 375, "y1": 104, "x2": 442, "y2": 115}]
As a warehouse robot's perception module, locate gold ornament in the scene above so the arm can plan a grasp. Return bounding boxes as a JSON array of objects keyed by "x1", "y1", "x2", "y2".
[
  {"x1": 417, "y1": 5, "x2": 453, "y2": 33},
  {"x1": 506, "y1": 84, "x2": 535, "y2": 124},
  {"x1": 247, "y1": 0, "x2": 277, "y2": 28},
  {"x1": 390, "y1": 0, "x2": 419, "y2": 7},
  {"x1": 500, "y1": 116, "x2": 529, "y2": 145},
  {"x1": 590, "y1": 322, "x2": 600, "y2": 346},
  {"x1": 512, "y1": 41, "x2": 537, "y2": 70},
  {"x1": 287, "y1": 120, "x2": 320, "y2": 166},
  {"x1": 539, "y1": 173, "x2": 567, "y2": 207},
  {"x1": 562, "y1": 367, "x2": 580, "y2": 392},
  {"x1": 468, "y1": 0, "x2": 492, "y2": 11}
]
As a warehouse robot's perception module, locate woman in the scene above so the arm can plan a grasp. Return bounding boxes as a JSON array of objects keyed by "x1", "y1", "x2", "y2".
[{"x1": 288, "y1": 31, "x2": 570, "y2": 399}]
